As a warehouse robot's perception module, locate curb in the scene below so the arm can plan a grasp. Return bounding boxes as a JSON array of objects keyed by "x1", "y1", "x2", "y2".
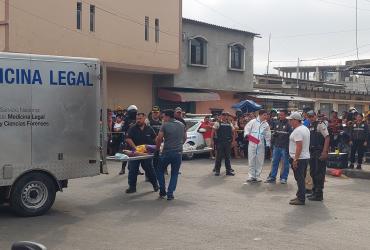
[
  {"x1": 342, "y1": 169, "x2": 370, "y2": 180},
  {"x1": 326, "y1": 168, "x2": 370, "y2": 180}
]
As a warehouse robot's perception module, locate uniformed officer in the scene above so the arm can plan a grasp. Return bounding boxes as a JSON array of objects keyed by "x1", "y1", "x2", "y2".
[
  {"x1": 265, "y1": 110, "x2": 292, "y2": 184},
  {"x1": 307, "y1": 111, "x2": 330, "y2": 201},
  {"x1": 149, "y1": 106, "x2": 162, "y2": 178},
  {"x1": 349, "y1": 113, "x2": 369, "y2": 170},
  {"x1": 211, "y1": 112, "x2": 235, "y2": 176},
  {"x1": 119, "y1": 105, "x2": 140, "y2": 175},
  {"x1": 149, "y1": 106, "x2": 162, "y2": 135}
]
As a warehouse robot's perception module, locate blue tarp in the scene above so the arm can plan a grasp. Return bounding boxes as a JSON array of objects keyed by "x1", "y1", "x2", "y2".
[{"x1": 232, "y1": 100, "x2": 262, "y2": 113}]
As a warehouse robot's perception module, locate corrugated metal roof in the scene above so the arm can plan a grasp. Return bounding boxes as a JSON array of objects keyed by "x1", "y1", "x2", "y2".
[
  {"x1": 251, "y1": 94, "x2": 315, "y2": 102},
  {"x1": 183, "y1": 18, "x2": 260, "y2": 37}
]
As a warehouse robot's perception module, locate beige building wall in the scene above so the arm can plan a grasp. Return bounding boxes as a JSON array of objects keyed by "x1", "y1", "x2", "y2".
[
  {"x1": 0, "y1": 25, "x2": 5, "y2": 52},
  {"x1": 0, "y1": 1, "x2": 7, "y2": 51},
  {"x1": 107, "y1": 71, "x2": 153, "y2": 113},
  {"x1": 6, "y1": 0, "x2": 181, "y2": 73}
]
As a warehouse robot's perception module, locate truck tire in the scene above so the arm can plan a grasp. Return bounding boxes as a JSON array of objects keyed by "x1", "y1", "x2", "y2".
[{"x1": 10, "y1": 172, "x2": 56, "y2": 217}]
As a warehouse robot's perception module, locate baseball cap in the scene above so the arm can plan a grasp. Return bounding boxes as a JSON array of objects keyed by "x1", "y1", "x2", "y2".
[
  {"x1": 221, "y1": 111, "x2": 230, "y2": 115},
  {"x1": 287, "y1": 112, "x2": 303, "y2": 121},
  {"x1": 152, "y1": 106, "x2": 160, "y2": 112},
  {"x1": 175, "y1": 107, "x2": 182, "y2": 113},
  {"x1": 307, "y1": 110, "x2": 316, "y2": 117}
]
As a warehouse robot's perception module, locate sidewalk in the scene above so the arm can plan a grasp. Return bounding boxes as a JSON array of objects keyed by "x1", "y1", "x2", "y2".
[{"x1": 341, "y1": 163, "x2": 370, "y2": 180}]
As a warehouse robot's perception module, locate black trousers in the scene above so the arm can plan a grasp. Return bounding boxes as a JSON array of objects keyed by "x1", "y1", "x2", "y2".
[
  {"x1": 215, "y1": 142, "x2": 232, "y2": 172},
  {"x1": 350, "y1": 140, "x2": 366, "y2": 165},
  {"x1": 290, "y1": 158, "x2": 309, "y2": 202},
  {"x1": 128, "y1": 159, "x2": 157, "y2": 188},
  {"x1": 309, "y1": 154, "x2": 327, "y2": 196}
]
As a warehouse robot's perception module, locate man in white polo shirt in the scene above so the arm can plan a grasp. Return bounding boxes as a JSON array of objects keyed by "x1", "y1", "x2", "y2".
[{"x1": 287, "y1": 112, "x2": 310, "y2": 205}]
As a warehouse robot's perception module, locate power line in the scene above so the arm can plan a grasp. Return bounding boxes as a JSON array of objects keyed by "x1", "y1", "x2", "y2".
[
  {"x1": 270, "y1": 42, "x2": 370, "y2": 63},
  {"x1": 315, "y1": 0, "x2": 370, "y2": 11},
  {"x1": 191, "y1": 0, "x2": 260, "y2": 35},
  {"x1": 1, "y1": 0, "x2": 178, "y2": 57},
  {"x1": 272, "y1": 27, "x2": 370, "y2": 39},
  {"x1": 79, "y1": 0, "x2": 179, "y2": 38}
]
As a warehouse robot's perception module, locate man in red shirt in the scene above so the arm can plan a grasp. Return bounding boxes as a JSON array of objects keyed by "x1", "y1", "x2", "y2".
[{"x1": 200, "y1": 116, "x2": 214, "y2": 159}]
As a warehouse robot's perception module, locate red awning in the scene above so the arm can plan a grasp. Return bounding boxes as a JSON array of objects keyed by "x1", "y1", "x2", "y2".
[{"x1": 158, "y1": 89, "x2": 220, "y2": 102}]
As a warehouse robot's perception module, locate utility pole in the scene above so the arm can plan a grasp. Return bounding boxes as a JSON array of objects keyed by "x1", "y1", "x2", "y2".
[
  {"x1": 296, "y1": 57, "x2": 300, "y2": 96},
  {"x1": 266, "y1": 33, "x2": 271, "y2": 85},
  {"x1": 356, "y1": 0, "x2": 359, "y2": 61}
]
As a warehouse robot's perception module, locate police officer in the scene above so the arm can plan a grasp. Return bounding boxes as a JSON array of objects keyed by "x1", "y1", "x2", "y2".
[
  {"x1": 265, "y1": 110, "x2": 292, "y2": 184},
  {"x1": 211, "y1": 112, "x2": 235, "y2": 176},
  {"x1": 119, "y1": 105, "x2": 140, "y2": 175},
  {"x1": 148, "y1": 106, "x2": 162, "y2": 178},
  {"x1": 307, "y1": 111, "x2": 330, "y2": 201},
  {"x1": 149, "y1": 106, "x2": 162, "y2": 135},
  {"x1": 349, "y1": 113, "x2": 369, "y2": 170}
]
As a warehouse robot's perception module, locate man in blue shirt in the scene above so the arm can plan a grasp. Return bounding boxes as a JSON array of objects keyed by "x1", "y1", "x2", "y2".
[{"x1": 302, "y1": 107, "x2": 311, "y2": 127}]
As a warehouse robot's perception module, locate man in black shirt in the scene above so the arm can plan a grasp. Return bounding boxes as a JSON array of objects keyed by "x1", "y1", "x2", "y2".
[
  {"x1": 125, "y1": 113, "x2": 159, "y2": 194},
  {"x1": 265, "y1": 110, "x2": 292, "y2": 184}
]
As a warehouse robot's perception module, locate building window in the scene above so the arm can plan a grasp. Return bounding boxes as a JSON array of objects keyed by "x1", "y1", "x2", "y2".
[
  {"x1": 77, "y1": 2, "x2": 82, "y2": 30},
  {"x1": 189, "y1": 36, "x2": 208, "y2": 66},
  {"x1": 155, "y1": 19, "x2": 160, "y2": 43},
  {"x1": 338, "y1": 104, "x2": 349, "y2": 115},
  {"x1": 90, "y1": 5, "x2": 95, "y2": 32},
  {"x1": 229, "y1": 44, "x2": 245, "y2": 71},
  {"x1": 354, "y1": 104, "x2": 363, "y2": 114},
  {"x1": 145, "y1": 16, "x2": 149, "y2": 41}
]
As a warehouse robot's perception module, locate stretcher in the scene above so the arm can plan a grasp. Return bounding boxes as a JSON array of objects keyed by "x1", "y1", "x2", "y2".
[{"x1": 106, "y1": 148, "x2": 213, "y2": 162}]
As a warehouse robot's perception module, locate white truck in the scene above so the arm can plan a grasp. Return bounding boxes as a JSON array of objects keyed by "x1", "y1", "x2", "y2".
[{"x1": 0, "y1": 52, "x2": 104, "y2": 216}]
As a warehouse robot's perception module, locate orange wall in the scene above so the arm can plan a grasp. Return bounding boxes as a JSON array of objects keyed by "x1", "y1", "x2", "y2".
[
  {"x1": 196, "y1": 91, "x2": 240, "y2": 114},
  {"x1": 107, "y1": 71, "x2": 153, "y2": 113}
]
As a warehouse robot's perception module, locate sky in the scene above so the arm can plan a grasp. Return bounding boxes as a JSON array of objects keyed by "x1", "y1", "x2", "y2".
[{"x1": 183, "y1": 0, "x2": 370, "y2": 74}]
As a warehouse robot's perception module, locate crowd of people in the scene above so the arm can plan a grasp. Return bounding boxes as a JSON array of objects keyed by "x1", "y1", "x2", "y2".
[
  {"x1": 107, "y1": 104, "x2": 370, "y2": 205},
  {"x1": 107, "y1": 105, "x2": 186, "y2": 200},
  {"x1": 201, "y1": 107, "x2": 369, "y2": 205}
]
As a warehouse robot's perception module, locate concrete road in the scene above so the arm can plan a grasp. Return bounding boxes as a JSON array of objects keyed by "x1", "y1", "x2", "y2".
[{"x1": 1, "y1": 159, "x2": 370, "y2": 250}]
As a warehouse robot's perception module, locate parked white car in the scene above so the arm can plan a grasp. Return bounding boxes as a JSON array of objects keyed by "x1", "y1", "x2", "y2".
[{"x1": 183, "y1": 118, "x2": 207, "y2": 160}]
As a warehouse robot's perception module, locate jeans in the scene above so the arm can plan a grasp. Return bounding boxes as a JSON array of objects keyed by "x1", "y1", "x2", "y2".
[
  {"x1": 214, "y1": 142, "x2": 232, "y2": 172},
  {"x1": 128, "y1": 159, "x2": 157, "y2": 189},
  {"x1": 290, "y1": 158, "x2": 309, "y2": 202},
  {"x1": 268, "y1": 147, "x2": 290, "y2": 181},
  {"x1": 155, "y1": 151, "x2": 182, "y2": 196}
]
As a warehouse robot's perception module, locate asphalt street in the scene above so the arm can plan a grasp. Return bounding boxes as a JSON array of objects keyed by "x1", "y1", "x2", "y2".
[{"x1": 1, "y1": 158, "x2": 370, "y2": 250}]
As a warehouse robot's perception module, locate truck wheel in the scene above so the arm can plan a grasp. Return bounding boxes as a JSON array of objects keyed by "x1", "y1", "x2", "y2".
[{"x1": 10, "y1": 172, "x2": 56, "y2": 217}]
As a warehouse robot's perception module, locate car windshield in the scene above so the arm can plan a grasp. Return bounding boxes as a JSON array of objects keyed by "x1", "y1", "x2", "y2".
[{"x1": 186, "y1": 121, "x2": 199, "y2": 132}]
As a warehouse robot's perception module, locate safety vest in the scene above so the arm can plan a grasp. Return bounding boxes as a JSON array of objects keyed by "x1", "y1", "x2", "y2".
[
  {"x1": 217, "y1": 122, "x2": 233, "y2": 143},
  {"x1": 309, "y1": 121, "x2": 325, "y2": 152},
  {"x1": 273, "y1": 120, "x2": 291, "y2": 148},
  {"x1": 351, "y1": 121, "x2": 367, "y2": 141}
]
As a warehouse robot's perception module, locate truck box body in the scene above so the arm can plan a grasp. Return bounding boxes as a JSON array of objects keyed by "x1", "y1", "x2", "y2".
[{"x1": 0, "y1": 52, "x2": 101, "y2": 188}]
